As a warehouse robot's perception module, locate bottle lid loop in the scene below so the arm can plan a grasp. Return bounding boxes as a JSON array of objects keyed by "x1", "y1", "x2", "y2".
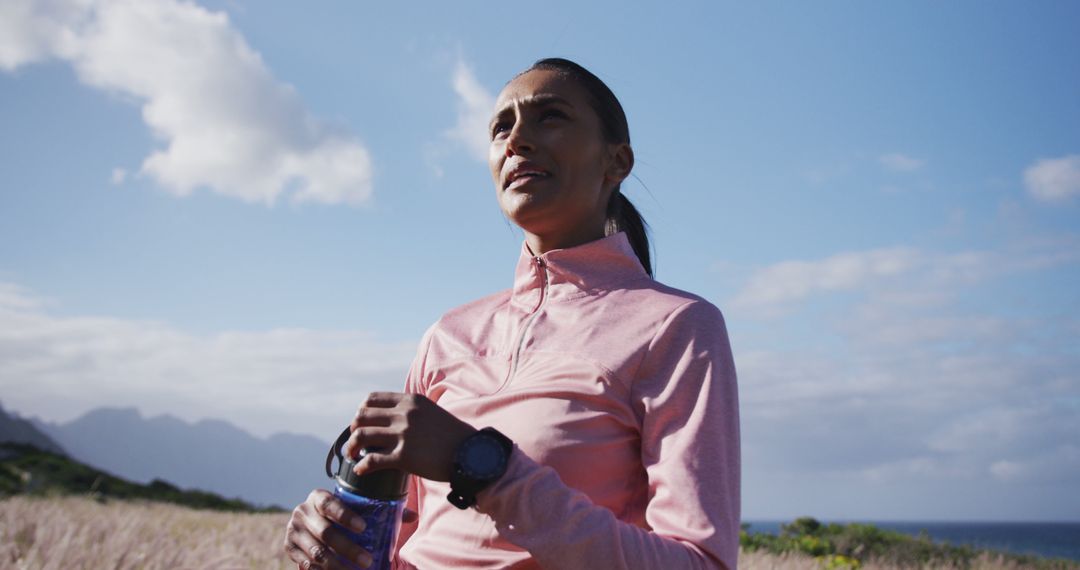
[{"x1": 325, "y1": 426, "x2": 352, "y2": 479}]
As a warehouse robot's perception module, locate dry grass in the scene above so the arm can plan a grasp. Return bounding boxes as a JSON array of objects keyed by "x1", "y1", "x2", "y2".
[
  {"x1": 0, "y1": 496, "x2": 1066, "y2": 569},
  {"x1": 0, "y1": 496, "x2": 293, "y2": 569}
]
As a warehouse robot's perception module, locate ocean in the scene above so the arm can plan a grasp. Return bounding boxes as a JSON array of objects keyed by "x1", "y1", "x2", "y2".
[{"x1": 743, "y1": 521, "x2": 1080, "y2": 562}]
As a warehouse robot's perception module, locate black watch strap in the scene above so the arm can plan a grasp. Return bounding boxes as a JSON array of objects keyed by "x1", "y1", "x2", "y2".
[{"x1": 448, "y1": 427, "x2": 513, "y2": 510}]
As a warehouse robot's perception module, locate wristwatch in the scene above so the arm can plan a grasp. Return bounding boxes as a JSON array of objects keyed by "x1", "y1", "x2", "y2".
[{"x1": 447, "y1": 427, "x2": 513, "y2": 509}]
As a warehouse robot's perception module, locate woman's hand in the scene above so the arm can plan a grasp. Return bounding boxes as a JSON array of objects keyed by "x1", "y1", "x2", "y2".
[
  {"x1": 345, "y1": 392, "x2": 477, "y2": 481},
  {"x1": 283, "y1": 489, "x2": 418, "y2": 569}
]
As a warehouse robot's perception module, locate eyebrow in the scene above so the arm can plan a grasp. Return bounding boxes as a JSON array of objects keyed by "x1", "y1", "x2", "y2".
[{"x1": 489, "y1": 94, "x2": 574, "y2": 131}]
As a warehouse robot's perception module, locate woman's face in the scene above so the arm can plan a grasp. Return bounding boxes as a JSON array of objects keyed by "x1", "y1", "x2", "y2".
[{"x1": 488, "y1": 69, "x2": 630, "y2": 249}]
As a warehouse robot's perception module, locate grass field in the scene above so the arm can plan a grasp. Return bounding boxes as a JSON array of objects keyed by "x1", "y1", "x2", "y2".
[
  {"x1": 1, "y1": 496, "x2": 292, "y2": 569},
  {"x1": 0, "y1": 496, "x2": 1070, "y2": 569}
]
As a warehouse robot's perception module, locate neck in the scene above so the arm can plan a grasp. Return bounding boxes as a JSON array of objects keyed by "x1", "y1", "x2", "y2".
[{"x1": 524, "y1": 225, "x2": 607, "y2": 256}]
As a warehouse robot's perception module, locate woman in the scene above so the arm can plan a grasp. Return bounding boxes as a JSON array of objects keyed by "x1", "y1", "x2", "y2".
[{"x1": 284, "y1": 58, "x2": 740, "y2": 570}]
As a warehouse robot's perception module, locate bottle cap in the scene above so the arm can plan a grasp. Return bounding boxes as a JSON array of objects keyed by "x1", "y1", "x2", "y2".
[{"x1": 325, "y1": 427, "x2": 408, "y2": 501}]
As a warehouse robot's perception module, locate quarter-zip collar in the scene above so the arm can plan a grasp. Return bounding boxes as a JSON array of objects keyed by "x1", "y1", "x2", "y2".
[{"x1": 510, "y1": 231, "x2": 650, "y2": 309}]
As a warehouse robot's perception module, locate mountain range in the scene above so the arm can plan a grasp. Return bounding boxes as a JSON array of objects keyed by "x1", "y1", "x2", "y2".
[
  {"x1": 0, "y1": 402, "x2": 66, "y2": 455},
  {"x1": 0, "y1": 402, "x2": 331, "y2": 509}
]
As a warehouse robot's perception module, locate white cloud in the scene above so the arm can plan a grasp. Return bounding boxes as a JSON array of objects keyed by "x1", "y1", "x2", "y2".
[
  {"x1": 110, "y1": 167, "x2": 127, "y2": 184},
  {"x1": 737, "y1": 300, "x2": 1080, "y2": 487},
  {"x1": 0, "y1": 282, "x2": 418, "y2": 439},
  {"x1": 730, "y1": 239, "x2": 1080, "y2": 318},
  {"x1": 859, "y1": 456, "x2": 966, "y2": 482},
  {"x1": 928, "y1": 407, "x2": 1041, "y2": 453},
  {"x1": 989, "y1": 459, "x2": 1025, "y2": 481},
  {"x1": 445, "y1": 58, "x2": 495, "y2": 162},
  {"x1": 728, "y1": 236, "x2": 1080, "y2": 517},
  {"x1": 730, "y1": 247, "x2": 920, "y2": 313},
  {"x1": 0, "y1": 0, "x2": 373, "y2": 206},
  {"x1": 1024, "y1": 154, "x2": 1080, "y2": 203},
  {"x1": 0, "y1": 282, "x2": 51, "y2": 312},
  {"x1": 878, "y1": 152, "x2": 924, "y2": 172},
  {"x1": 0, "y1": 0, "x2": 81, "y2": 70},
  {"x1": 989, "y1": 445, "x2": 1080, "y2": 483}
]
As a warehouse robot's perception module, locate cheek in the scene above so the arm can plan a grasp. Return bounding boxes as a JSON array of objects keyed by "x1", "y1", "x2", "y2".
[
  {"x1": 560, "y1": 142, "x2": 607, "y2": 191},
  {"x1": 488, "y1": 147, "x2": 504, "y2": 184}
]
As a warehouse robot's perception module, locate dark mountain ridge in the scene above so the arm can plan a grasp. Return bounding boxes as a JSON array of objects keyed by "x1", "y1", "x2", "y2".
[
  {"x1": 4, "y1": 404, "x2": 331, "y2": 509},
  {"x1": 0, "y1": 402, "x2": 66, "y2": 455},
  {"x1": 0, "y1": 441, "x2": 278, "y2": 512}
]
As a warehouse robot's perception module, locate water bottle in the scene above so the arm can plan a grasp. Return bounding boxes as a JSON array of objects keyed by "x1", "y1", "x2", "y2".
[{"x1": 325, "y1": 427, "x2": 408, "y2": 570}]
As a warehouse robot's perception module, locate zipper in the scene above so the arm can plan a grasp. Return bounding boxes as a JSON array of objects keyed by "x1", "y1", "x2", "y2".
[{"x1": 504, "y1": 256, "x2": 549, "y2": 386}]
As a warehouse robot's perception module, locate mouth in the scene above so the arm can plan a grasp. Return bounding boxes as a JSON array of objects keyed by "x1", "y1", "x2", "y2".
[{"x1": 503, "y1": 163, "x2": 552, "y2": 190}]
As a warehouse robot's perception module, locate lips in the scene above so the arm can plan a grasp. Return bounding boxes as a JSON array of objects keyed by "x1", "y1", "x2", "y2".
[{"x1": 503, "y1": 161, "x2": 551, "y2": 190}]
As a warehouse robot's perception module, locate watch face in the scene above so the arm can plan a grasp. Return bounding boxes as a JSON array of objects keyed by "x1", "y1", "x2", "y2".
[{"x1": 461, "y1": 434, "x2": 507, "y2": 480}]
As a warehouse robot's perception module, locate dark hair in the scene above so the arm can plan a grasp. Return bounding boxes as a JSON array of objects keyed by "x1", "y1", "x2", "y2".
[{"x1": 521, "y1": 58, "x2": 653, "y2": 278}]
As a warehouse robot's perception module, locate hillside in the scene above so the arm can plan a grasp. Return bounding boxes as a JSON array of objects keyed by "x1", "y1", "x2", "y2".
[
  {"x1": 31, "y1": 406, "x2": 329, "y2": 509},
  {"x1": 0, "y1": 402, "x2": 66, "y2": 455},
  {"x1": 0, "y1": 442, "x2": 281, "y2": 513}
]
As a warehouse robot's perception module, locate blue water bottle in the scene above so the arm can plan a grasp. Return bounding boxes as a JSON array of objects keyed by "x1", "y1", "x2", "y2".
[{"x1": 325, "y1": 427, "x2": 408, "y2": 570}]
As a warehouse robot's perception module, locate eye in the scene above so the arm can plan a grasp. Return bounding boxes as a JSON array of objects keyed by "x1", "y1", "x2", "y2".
[
  {"x1": 540, "y1": 109, "x2": 566, "y2": 122},
  {"x1": 491, "y1": 121, "x2": 510, "y2": 139}
]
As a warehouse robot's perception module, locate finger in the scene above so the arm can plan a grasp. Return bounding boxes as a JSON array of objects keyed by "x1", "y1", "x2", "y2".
[
  {"x1": 311, "y1": 490, "x2": 367, "y2": 535},
  {"x1": 363, "y1": 391, "x2": 406, "y2": 408},
  {"x1": 305, "y1": 489, "x2": 335, "y2": 514},
  {"x1": 402, "y1": 508, "x2": 419, "y2": 524},
  {"x1": 350, "y1": 406, "x2": 395, "y2": 431},
  {"x1": 284, "y1": 519, "x2": 332, "y2": 569},
  {"x1": 283, "y1": 523, "x2": 309, "y2": 565},
  {"x1": 343, "y1": 427, "x2": 399, "y2": 461},
  {"x1": 353, "y1": 446, "x2": 401, "y2": 477},
  {"x1": 302, "y1": 502, "x2": 374, "y2": 569},
  {"x1": 302, "y1": 492, "x2": 367, "y2": 560},
  {"x1": 286, "y1": 508, "x2": 353, "y2": 570}
]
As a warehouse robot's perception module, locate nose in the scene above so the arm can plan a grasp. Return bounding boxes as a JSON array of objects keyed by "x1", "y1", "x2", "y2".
[{"x1": 504, "y1": 120, "x2": 534, "y2": 157}]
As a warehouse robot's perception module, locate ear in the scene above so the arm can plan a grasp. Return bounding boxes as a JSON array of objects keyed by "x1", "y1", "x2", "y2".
[{"x1": 604, "y1": 143, "x2": 634, "y2": 188}]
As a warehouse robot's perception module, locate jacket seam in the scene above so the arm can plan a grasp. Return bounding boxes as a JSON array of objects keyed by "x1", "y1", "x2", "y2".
[
  {"x1": 415, "y1": 321, "x2": 439, "y2": 394},
  {"x1": 425, "y1": 351, "x2": 629, "y2": 400},
  {"x1": 628, "y1": 299, "x2": 700, "y2": 418},
  {"x1": 430, "y1": 352, "x2": 510, "y2": 371},
  {"x1": 517, "y1": 349, "x2": 631, "y2": 394}
]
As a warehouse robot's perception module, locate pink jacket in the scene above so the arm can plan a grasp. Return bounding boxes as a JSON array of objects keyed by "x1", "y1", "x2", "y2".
[{"x1": 394, "y1": 231, "x2": 740, "y2": 569}]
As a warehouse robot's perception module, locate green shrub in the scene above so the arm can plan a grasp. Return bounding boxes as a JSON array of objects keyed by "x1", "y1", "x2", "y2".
[{"x1": 741, "y1": 518, "x2": 1079, "y2": 569}]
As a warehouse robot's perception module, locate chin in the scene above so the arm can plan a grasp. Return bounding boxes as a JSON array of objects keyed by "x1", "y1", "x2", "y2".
[
  {"x1": 500, "y1": 194, "x2": 557, "y2": 227},
  {"x1": 504, "y1": 213, "x2": 553, "y2": 237}
]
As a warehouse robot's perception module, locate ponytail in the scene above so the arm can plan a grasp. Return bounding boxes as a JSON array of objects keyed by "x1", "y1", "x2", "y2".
[{"x1": 605, "y1": 191, "x2": 652, "y2": 278}]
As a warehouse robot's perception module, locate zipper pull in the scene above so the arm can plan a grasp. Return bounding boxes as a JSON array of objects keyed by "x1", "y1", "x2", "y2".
[{"x1": 535, "y1": 256, "x2": 548, "y2": 292}]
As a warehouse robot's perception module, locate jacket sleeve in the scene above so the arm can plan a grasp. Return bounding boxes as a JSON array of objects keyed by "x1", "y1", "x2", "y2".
[{"x1": 475, "y1": 300, "x2": 741, "y2": 570}]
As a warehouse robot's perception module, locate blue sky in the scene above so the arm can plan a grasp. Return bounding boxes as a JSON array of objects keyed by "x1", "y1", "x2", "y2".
[{"x1": 2, "y1": 1, "x2": 1078, "y2": 521}]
